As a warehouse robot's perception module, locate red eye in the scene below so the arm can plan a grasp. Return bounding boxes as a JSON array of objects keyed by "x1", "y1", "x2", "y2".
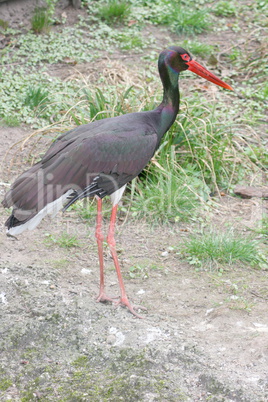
[{"x1": 181, "y1": 53, "x2": 190, "y2": 62}]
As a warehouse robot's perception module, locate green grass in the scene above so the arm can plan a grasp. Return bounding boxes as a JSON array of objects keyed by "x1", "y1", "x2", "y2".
[
  {"x1": 128, "y1": 262, "x2": 163, "y2": 279},
  {"x1": 128, "y1": 156, "x2": 200, "y2": 223},
  {"x1": 1, "y1": 0, "x2": 267, "y2": 226},
  {"x1": 0, "y1": 115, "x2": 20, "y2": 127},
  {"x1": 63, "y1": 85, "x2": 259, "y2": 203},
  {"x1": 173, "y1": 7, "x2": 210, "y2": 35},
  {"x1": 24, "y1": 86, "x2": 49, "y2": 111},
  {"x1": 44, "y1": 233, "x2": 81, "y2": 248},
  {"x1": 97, "y1": 0, "x2": 131, "y2": 24},
  {"x1": 182, "y1": 229, "x2": 265, "y2": 270},
  {"x1": 244, "y1": 145, "x2": 268, "y2": 171},
  {"x1": 31, "y1": 7, "x2": 50, "y2": 33},
  {"x1": 0, "y1": 378, "x2": 13, "y2": 391},
  {"x1": 31, "y1": 0, "x2": 57, "y2": 32},
  {"x1": 260, "y1": 217, "x2": 268, "y2": 237},
  {"x1": 69, "y1": 200, "x2": 96, "y2": 221},
  {"x1": 69, "y1": 198, "x2": 114, "y2": 222},
  {"x1": 182, "y1": 40, "x2": 215, "y2": 57},
  {"x1": 213, "y1": 1, "x2": 237, "y2": 17},
  {"x1": 117, "y1": 32, "x2": 144, "y2": 50},
  {"x1": 138, "y1": 1, "x2": 210, "y2": 35},
  {"x1": 128, "y1": 264, "x2": 149, "y2": 279},
  {"x1": 158, "y1": 100, "x2": 242, "y2": 193},
  {"x1": 254, "y1": 216, "x2": 268, "y2": 237},
  {"x1": 0, "y1": 19, "x2": 8, "y2": 29},
  {"x1": 66, "y1": 85, "x2": 141, "y2": 127}
]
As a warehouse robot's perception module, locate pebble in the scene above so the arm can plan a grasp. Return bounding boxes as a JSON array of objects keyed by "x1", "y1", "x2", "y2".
[
  {"x1": 81, "y1": 268, "x2": 92, "y2": 275},
  {"x1": 137, "y1": 289, "x2": 145, "y2": 295}
]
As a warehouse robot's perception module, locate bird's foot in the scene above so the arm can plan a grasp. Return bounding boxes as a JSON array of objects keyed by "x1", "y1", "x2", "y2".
[
  {"x1": 115, "y1": 296, "x2": 147, "y2": 319},
  {"x1": 96, "y1": 292, "x2": 146, "y2": 318},
  {"x1": 96, "y1": 292, "x2": 118, "y2": 304}
]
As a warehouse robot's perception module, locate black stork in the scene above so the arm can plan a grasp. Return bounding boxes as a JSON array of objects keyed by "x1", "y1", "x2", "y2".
[{"x1": 2, "y1": 46, "x2": 233, "y2": 318}]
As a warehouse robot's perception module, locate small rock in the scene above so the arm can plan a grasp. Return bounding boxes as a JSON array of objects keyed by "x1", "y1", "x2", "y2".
[
  {"x1": 81, "y1": 268, "x2": 92, "y2": 275},
  {"x1": 161, "y1": 251, "x2": 169, "y2": 257},
  {"x1": 234, "y1": 185, "x2": 268, "y2": 199},
  {"x1": 0, "y1": 293, "x2": 7, "y2": 304},
  {"x1": 205, "y1": 308, "x2": 214, "y2": 316},
  {"x1": 230, "y1": 295, "x2": 239, "y2": 300},
  {"x1": 137, "y1": 289, "x2": 145, "y2": 295}
]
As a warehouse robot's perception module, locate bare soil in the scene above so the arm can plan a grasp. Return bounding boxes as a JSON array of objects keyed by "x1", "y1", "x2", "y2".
[{"x1": 0, "y1": 1, "x2": 268, "y2": 401}]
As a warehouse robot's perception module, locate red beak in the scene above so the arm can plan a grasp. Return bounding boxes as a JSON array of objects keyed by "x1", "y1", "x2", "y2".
[{"x1": 187, "y1": 60, "x2": 233, "y2": 91}]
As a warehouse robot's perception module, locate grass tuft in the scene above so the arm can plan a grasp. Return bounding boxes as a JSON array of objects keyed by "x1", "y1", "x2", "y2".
[
  {"x1": 98, "y1": 0, "x2": 131, "y2": 24},
  {"x1": 0, "y1": 19, "x2": 9, "y2": 30},
  {"x1": 127, "y1": 150, "x2": 200, "y2": 223},
  {"x1": 31, "y1": 7, "x2": 50, "y2": 33},
  {"x1": 160, "y1": 101, "x2": 241, "y2": 193},
  {"x1": 144, "y1": 2, "x2": 210, "y2": 35},
  {"x1": 182, "y1": 229, "x2": 265, "y2": 270},
  {"x1": 254, "y1": 216, "x2": 268, "y2": 238},
  {"x1": 24, "y1": 86, "x2": 49, "y2": 112},
  {"x1": 182, "y1": 40, "x2": 215, "y2": 57},
  {"x1": 173, "y1": 7, "x2": 210, "y2": 35},
  {"x1": 213, "y1": 1, "x2": 237, "y2": 17},
  {"x1": 0, "y1": 116, "x2": 20, "y2": 127},
  {"x1": 44, "y1": 233, "x2": 81, "y2": 248}
]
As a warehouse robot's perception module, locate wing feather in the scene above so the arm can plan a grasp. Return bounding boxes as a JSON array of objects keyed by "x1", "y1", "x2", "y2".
[{"x1": 3, "y1": 112, "x2": 159, "y2": 228}]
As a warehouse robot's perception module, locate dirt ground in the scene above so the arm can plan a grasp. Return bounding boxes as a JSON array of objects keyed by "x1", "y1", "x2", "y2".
[
  {"x1": 1, "y1": 149, "x2": 268, "y2": 401},
  {"x1": 1, "y1": 1, "x2": 268, "y2": 401}
]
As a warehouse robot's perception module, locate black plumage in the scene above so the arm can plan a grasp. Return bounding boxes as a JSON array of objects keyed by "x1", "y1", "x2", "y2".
[{"x1": 3, "y1": 112, "x2": 161, "y2": 227}]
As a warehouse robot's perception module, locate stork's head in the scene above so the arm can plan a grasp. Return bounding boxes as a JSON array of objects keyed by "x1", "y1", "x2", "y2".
[{"x1": 162, "y1": 46, "x2": 233, "y2": 90}]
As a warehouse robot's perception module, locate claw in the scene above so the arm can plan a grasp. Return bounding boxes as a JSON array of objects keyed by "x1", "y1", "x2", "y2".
[
  {"x1": 115, "y1": 296, "x2": 146, "y2": 319},
  {"x1": 96, "y1": 292, "x2": 119, "y2": 303}
]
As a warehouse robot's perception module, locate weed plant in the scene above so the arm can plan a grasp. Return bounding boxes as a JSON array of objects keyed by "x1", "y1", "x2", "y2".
[{"x1": 44, "y1": 233, "x2": 81, "y2": 248}]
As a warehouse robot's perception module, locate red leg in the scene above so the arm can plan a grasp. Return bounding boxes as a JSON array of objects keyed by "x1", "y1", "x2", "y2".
[
  {"x1": 95, "y1": 197, "x2": 115, "y2": 303},
  {"x1": 107, "y1": 204, "x2": 144, "y2": 318}
]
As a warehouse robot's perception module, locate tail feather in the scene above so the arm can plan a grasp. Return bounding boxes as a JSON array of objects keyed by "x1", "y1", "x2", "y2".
[
  {"x1": 2, "y1": 163, "x2": 41, "y2": 209},
  {"x1": 5, "y1": 189, "x2": 74, "y2": 236},
  {"x1": 2, "y1": 149, "x2": 114, "y2": 235},
  {"x1": 2, "y1": 159, "x2": 76, "y2": 234}
]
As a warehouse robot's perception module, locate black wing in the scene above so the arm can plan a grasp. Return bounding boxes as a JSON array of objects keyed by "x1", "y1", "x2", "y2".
[{"x1": 2, "y1": 112, "x2": 159, "y2": 227}]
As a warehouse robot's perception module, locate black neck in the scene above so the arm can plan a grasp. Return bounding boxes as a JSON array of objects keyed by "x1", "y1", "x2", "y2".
[{"x1": 155, "y1": 56, "x2": 180, "y2": 136}]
